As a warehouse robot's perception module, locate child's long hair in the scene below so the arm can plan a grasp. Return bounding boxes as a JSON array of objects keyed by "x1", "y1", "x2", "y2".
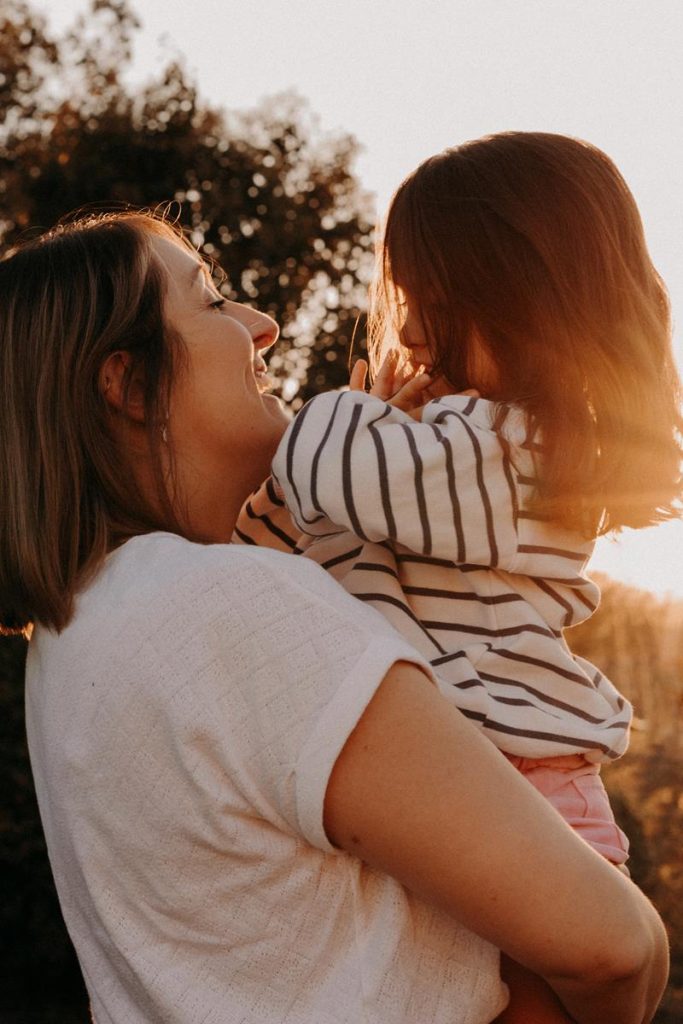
[{"x1": 369, "y1": 132, "x2": 682, "y2": 536}]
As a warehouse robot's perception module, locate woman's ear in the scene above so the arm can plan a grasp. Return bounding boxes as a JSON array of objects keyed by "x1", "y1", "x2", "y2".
[{"x1": 99, "y1": 351, "x2": 146, "y2": 424}]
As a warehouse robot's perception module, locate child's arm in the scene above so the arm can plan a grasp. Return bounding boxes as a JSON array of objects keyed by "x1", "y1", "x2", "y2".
[
  {"x1": 233, "y1": 476, "x2": 303, "y2": 552},
  {"x1": 272, "y1": 383, "x2": 519, "y2": 569}
]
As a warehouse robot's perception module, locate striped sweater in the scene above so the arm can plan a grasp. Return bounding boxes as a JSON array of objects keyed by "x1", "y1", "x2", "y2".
[{"x1": 236, "y1": 390, "x2": 631, "y2": 763}]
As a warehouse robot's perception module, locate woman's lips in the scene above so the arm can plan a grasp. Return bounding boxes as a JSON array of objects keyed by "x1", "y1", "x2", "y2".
[{"x1": 252, "y1": 356, "x2": 273, "y2": 393}]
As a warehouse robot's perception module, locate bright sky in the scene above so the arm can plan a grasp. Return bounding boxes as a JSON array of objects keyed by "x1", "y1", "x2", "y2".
[{"x1": 37, "y1": 0, "x2": 683, "y2": 597}]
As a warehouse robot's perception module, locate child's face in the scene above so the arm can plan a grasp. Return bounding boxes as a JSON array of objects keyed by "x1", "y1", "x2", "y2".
[
  {"x1": 398, "y1": 301, "x2": 433, "y2": 374},
  {"x1": 397, "y1": 293, "x2": 500, "y2": 397}
]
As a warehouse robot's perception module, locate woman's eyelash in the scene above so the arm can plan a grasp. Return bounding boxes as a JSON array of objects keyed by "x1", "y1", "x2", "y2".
[{"x1": 209, "y1": 297, "x2": 226, "y2": 310}]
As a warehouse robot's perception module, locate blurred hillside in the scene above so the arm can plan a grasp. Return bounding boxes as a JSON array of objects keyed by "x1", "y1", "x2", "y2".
[
  {"x1": 570, "y1": 574, "x2": 683, "y2": 748},
  {"x1": 568, "y1": 576, "x2": 683, "y2": 1024}
]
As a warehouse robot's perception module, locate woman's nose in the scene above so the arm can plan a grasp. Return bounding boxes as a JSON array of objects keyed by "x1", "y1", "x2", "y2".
[{"x1": 249, "y1": 312, "x2": 279, "y2": 351}]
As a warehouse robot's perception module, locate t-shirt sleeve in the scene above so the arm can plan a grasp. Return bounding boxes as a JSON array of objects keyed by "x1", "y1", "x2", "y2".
[{"x1": 173, "y1": 544, "x2": 435, "y2": 854}]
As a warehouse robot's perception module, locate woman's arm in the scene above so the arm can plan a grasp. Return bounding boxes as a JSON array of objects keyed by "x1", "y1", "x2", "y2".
[{"x1": 324, "y1": 661, "x2": 668, "y2": 1024}]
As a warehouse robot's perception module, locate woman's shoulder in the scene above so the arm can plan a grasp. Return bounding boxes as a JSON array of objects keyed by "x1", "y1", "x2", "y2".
[
  {"x1": 110, "y1": 530, "x2": 301, "y2": 580},
  {"x1": 86, "y1": 531, "x2": 382, "y2": 635},
  {"x1": 33, "y1": 531, "x2": 399, "y2": 694},
  {"x1": 32, "y1": 531, "x2": 416, "y2": 723}
]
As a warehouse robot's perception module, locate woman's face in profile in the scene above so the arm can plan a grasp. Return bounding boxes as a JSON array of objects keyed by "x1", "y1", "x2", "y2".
[{"x1": 152, "y1": 234, "x2": 290, "y2": 486}]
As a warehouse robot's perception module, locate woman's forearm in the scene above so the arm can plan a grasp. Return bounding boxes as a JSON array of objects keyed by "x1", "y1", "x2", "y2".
[
  {"x1": 547, "y1": 910, "x2": 669, "y2": 1024},
  {"x1": 324, "y1": 661, "x2": 669, "y2": 1023}
]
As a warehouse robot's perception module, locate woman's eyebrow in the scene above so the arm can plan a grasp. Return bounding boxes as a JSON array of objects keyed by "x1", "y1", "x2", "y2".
[{"x1": 188, "y1": 261, "x2": 209, "y2": 288}]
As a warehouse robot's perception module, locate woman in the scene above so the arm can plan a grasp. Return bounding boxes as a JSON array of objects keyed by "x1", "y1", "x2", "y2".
[{"x1": 0, "y1": 212, "x2": 668, "y2": 1024}]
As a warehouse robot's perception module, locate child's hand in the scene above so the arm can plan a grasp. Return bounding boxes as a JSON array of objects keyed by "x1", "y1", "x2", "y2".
[
  {"x1": 350, "y1": 351, "x2": 434, "y2": 416},
  {"x1": 348, "y1": 358, "x2": 370, "y2": 393},
  {"x1": 350, "y1": 351, "x2": 479, "y2": 421}
]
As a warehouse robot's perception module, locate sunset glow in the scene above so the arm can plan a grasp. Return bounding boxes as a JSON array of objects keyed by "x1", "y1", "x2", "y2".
[
  {"x1": 37, "y1": 0, "x2": 683, "y2": 601},
  {"x1": 593, "y1": 521, "x2": 683, "y2": 599}
]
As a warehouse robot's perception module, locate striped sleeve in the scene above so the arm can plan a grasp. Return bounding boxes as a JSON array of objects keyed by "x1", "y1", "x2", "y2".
[
  {"x1": 272, "y1": 390, "x2": 520, "y2": 570},
  {"x1": 233, "y1": 476, "x2": 304, "y2": 552}
]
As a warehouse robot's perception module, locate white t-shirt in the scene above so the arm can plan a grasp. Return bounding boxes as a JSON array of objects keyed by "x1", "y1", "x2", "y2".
[{"x1": 26, "y1": 533, "x2": 505, "y2": 1024}]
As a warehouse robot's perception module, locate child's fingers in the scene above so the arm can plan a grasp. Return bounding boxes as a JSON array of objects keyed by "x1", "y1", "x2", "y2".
[
  {"x1": 391, "y1": 358, "x2": 415, "y2": 391},
  {"x1": 411, "y1": 374, "x2": 450, "y2": 401},
  {"x1": 389, "y1": 372, "x2": 433, "y2": 412},
  {"x1": 349, "y1": 358, "x2": 368, "y2": 392},
  {"x1": 370, "y1": 349, "x2": 399, "y2": 400}
]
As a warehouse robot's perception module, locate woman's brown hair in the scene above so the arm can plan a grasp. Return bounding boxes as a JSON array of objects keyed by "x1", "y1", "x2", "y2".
[
  {"x1": 0, "y1": 211, "x2": 188, "y2": 635},
  {"x1": 370, "y1": 131, "x2": 682, "y2": 536}
]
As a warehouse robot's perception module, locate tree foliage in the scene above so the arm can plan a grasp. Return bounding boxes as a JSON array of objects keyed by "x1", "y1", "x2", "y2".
[{"x1": 0, "y1": 0, "x2": 374, "y2": 405}]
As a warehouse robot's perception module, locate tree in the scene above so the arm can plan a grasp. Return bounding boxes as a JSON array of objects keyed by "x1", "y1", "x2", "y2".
[
  {"x1": 0, "y1": 0, "x2": 375, "y2": 407},
  {"x1": 0, "y1": 0, "x2": 58, "y2": 137}
]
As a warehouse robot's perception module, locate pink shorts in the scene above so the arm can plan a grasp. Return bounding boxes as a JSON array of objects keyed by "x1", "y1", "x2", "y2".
[{"x1": 505, "y1": 754, "x2": 629, "y2": 866}]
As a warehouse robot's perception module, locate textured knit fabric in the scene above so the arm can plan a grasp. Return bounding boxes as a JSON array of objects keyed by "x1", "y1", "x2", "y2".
[
  {"x1": 238, "y1": 390, "x2": 631, "y2": 763},
  {"x1": 26, "y1": 533, "x2": 505, "y2": 1024}
]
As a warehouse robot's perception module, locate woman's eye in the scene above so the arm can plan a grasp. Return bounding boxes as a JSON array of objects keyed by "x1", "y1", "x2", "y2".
[{"x1": 209, "y1": 297, "x2": 226, "y2": 310}]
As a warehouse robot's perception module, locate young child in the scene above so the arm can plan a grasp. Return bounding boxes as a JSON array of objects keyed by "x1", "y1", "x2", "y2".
[{"x1": 236, "y1": 132, "x2": 682, "y2": 1019}]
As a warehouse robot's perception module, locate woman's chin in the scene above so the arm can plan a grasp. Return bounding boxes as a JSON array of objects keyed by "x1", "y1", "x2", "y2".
[{"x1": 262, "y1": 391, "x2": 292, "y2": 425}]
